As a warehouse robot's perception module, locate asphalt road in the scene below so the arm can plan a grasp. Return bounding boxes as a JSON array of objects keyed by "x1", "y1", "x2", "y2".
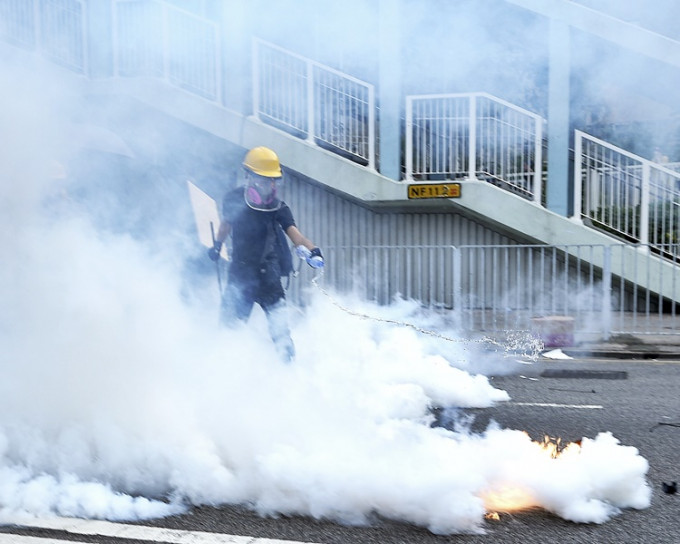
[{"x1": 3, "y1": 357, "x2": 679, "y2": 544}]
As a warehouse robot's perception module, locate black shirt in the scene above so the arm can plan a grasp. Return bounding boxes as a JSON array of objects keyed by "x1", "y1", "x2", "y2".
[{"x1": 221, "y1": 186, "x2": 295, "y2": 269}]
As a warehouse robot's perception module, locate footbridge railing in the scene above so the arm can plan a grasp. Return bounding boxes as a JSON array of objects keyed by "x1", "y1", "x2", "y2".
[
  {"x1": 405, "y1": 93, "x2": 546, "y2": 204},
  {"x1": 113, "y1": 0, "x2": 221, "y2": 101},
  {"x1": 252, "y1": 38, "x2": 376, "y2": 170},
  {"x1": 0, "y1": 0, "x2": 86, "y2": 73},
  {"x1": 574, "y1": 130, "x2": 680, "y2": 260}
]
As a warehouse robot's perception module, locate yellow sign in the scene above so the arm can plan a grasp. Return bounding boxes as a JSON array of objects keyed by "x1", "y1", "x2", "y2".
[{"x1": 407, "y1": 183, "x2": 461, "y2": 199}]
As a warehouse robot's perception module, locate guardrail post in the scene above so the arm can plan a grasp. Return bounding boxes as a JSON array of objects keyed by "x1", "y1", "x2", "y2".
[
  {"x1": 367, "y1": 85, "x2": 376, "y2": 170},
  {"x1": 468, "y1": 94, "x2": 477, "y2": 180},
  {"x1": 306, "y1": 58, "x2": 315, "y2": 143},
  {"x1": 602, "y1": 245, "x2": 612, "y2": 340},
  {"x1": 572, "y1": 130, "x2": 584, "y2": 222},
  {"x1": 533, "y1": 117, "x2": 543, "y2": 205},
  {"x1": 405, "y1": 97, "x2": 413, "y2": 180},
  {"x1": 640, "y1": 162, "x2": 651, "y2": 246}
]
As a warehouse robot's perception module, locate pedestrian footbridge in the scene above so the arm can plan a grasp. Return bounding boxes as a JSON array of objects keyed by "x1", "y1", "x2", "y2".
[{"x1": 2, "y1": 0, "x2": 679, "y2": 337}]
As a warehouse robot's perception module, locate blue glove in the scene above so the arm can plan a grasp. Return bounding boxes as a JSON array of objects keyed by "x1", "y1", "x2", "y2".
[
  {"x1": 207, "y1": 241, "x2": 222, "y2": 262},
  {"x1": 295, "y1": 246, "x2": 324, "y2": 269},
  {"x1": 295, "y1": 245, "x2": 311, "y2": 260}
]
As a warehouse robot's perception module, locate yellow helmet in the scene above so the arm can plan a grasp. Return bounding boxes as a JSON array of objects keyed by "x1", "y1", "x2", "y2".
[{"x1": 242, "y1": 146, "x2": 282, "y2": 177}]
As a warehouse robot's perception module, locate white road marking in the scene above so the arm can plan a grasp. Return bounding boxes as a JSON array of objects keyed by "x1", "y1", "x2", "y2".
[
  {"x1": 1, "y1": 516, "x2": 321, "y2": 544},
  {"x1": 0, "y1": 536, "x2": 99, "y2": 544},
  {"x1": 510, "y1": 402, "x2": 603, "y2": 409}
]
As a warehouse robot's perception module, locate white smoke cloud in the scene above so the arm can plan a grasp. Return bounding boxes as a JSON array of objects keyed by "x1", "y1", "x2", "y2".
[
  {"x1": 0, "y1": 7, "x2": 653, "y2": 535},
  {"x1": 0, "y1": 140, "x2": 652, "y2": 533}
]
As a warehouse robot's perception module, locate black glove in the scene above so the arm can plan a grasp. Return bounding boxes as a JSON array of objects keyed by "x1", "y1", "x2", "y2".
[
  {"x1": 207, "y1": 241, "x2": 222, "y2": 262},
  {"x1": 308, "y1": 247, "x2": 324, "y2": 269}
]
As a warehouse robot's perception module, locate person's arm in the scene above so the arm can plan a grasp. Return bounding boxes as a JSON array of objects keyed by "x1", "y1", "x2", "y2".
[
  {"x1": 286, "y1": 225, "x2": 324, "y2": 269},
  {"x1": 215, "y1": 220, "x2": 231, "y2": 244},
  {"x1": 285, "y1": 225, "x2": 314, "y2": 250}
]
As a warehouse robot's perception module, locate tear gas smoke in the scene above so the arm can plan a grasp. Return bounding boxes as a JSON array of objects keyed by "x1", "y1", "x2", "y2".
[{"x1": 0, "y1": 5, "x2": 654, "y2": 536}]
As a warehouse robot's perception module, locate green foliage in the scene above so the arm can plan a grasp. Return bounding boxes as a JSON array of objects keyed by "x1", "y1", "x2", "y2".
[{"x1": 591, "y1": 200, "x2": 680, "y2": 250}]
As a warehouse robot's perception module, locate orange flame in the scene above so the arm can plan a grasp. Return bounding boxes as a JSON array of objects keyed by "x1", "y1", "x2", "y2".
[
  {"x1": 540, "y1": 435, "x2": 582, "y2": 458},
  {"x1": 482, "y1": 435, "x2": 582, "y2": 516},
  {"x1": 482, "y1": 485, "x2": 536, "y2": 513}
]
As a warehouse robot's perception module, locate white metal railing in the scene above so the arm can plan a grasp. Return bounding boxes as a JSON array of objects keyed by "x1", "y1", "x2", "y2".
[
  {"x1": 453, "y1": 243, "x2": 680, "y2": 337},
  {"x1": 113, "y1": 0, "x2": 220, "y2": 101},
  {"x1": 405, "y1": 92, "x2": 545, "y2": 203},
  {"x1": 0, "y1": 0, "x2": 86, "y2": 73},
  {"x1": 574, "y1": 130, "x2": 680, "y2": 259},
  {"x1": 319, "y1": 244, "x2": 680, "y2": 338},
  {"x1": 253, "y1": 39, "x2": 376, "y2": 169},
  {"x1": 321, "y1": 245, "x2": 456, "y2": 308},
  {"x1": 454, "y1": 244, "x2": 610, "y2": 335}
]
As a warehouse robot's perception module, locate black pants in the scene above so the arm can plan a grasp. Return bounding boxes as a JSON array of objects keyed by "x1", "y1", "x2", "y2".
[{"x1": 220, "y1": 262, "x2": 295, "y2": 362}]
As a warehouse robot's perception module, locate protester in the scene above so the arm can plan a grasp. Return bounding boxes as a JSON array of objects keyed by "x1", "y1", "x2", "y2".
[{"x1": 208, "y1": 146, "x2": 324, "y2": 362}]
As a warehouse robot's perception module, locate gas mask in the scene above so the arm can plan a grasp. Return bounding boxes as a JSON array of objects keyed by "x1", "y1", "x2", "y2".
[{"x1": 244, "y1": 172, "x2": 283, "y2": 211}]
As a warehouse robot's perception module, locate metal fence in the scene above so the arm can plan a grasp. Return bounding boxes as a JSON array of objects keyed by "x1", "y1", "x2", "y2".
[
  {"x1": 321, "y1": 245, "x2": 457, "y2": 308},
  {"x1": 318, "y1": 243, "x2": 680, "y2": 338},
  {"x1": 452, "y1": 243, "x2": 678, "y2": 337},
  {"x1": 0, "y1": 0, "x2": 86, "y2": 73},
  {"x1": 574, "y1": 130, "x2": 680, "y2": 259},
  {"x1": 113, "y1": 0, "x2": 220, "y2": 100},
  {"x1": 253, "y1": 38, "x2": 376, "y2": 169},
  {"x1": 405, "y1": 92, "x2": 545, "y2": 203}
]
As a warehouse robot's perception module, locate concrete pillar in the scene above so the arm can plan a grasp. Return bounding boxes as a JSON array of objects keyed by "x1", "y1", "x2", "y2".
[
  {"x1": 378, "y1": 0, "x2": 402, "y2": 181},
  {"x1": 219, "y1": 0, "x2": 250, "y2": 114},
  {"x1": 547, "y1": 18, "x2": 571, "y2": 216},
  {"x1": 85, "y1": 0, "x2": 113, "y2": 78}
]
